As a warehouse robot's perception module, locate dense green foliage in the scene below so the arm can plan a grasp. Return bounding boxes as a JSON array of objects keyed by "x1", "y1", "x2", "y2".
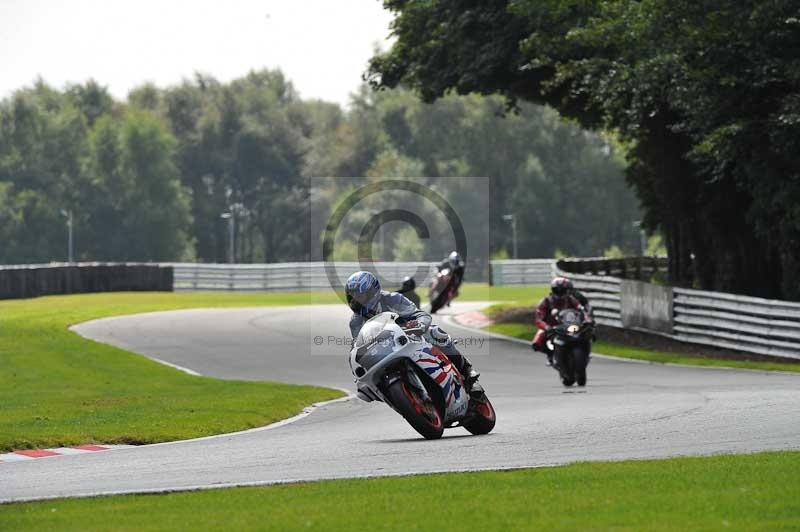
[
  {"x1": 369, "y1": 0, "x2": 800, "y2": 299},
  {"x1": 0, "y1": 81, "x2": 192, "y2": 262},
  {"x1": 0, "y1": 71, "x2": 638, "y2": 265},
  {"x1": 4, "y1": 452, "x2": 799, "y2": 530}
]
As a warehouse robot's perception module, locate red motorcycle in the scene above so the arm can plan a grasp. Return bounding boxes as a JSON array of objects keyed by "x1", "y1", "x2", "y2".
[{"x1": 429, "y1": 268, "x2": 458, "y2": 314}]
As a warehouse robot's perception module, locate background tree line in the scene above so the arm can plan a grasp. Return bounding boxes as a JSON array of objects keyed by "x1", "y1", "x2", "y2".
[
  {"x1": 0, "y1": 69, "x2": 640, "y2": 267},
  {"x1": 368, "y1": 0, "x2": 800, "y2": 300}
]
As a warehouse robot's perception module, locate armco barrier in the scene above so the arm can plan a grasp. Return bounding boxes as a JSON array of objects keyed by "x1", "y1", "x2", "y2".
[
  {"x1": 557, "y1": 256, "x2": 668, "y2": 280},
  {"x1": 0, "y1": 263, "x2": 173, "y2": 300},
  {"x1": 552, "y1": 264, "x2": 800, "y2": 360},
  {"x1": 489, "y1": 259, "x2": 555, "y2": 286},
  {"x1": 671, "y1": 287, "x2": 800, "y2": 359},
  {"x1": 168, "y1": 262, "x2": 439, "y2": 292}
]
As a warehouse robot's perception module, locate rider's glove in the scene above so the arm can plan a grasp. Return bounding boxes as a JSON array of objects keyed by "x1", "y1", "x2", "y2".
[{"x1": 402, "y1": 320, "x2": 424, "y2": 336}]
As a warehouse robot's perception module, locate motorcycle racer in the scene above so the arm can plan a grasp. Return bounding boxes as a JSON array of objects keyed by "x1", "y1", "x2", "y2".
[
  {"x1": 531, "y1": 277, "x2": 593, "y2": 365},
  {"x1": 346, "y1": 271, "x2": 479, "y2": 396},
  {"x1": 436, "y1": 251, "x2": 465, "y2": 300},
  {"x1": 397, "y1": 275, "x2": 421, "y2": 307}
]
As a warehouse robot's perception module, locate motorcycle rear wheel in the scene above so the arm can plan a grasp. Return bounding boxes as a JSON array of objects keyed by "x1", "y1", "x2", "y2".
[{"x1": 387, "y1": 379, "x2": 444, "y2": 440}]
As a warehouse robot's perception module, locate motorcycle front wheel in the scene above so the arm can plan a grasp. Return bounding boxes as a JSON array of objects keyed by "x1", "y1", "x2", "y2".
[
  {"x1": 575, "y1": 349, "x2": 588, "y2": 387},
  {"x1": 429, "y1": 290, "x2": 448, "y2": 314},
  {"x1": 555, "y1": 348, "x2": 575, "y2": 387},
  {"x1": 462, "y1": 392, "x2": 496, "y2": 435},
  {"x1": 387, "y1": 379, "x2": 444, "y2": 440}
]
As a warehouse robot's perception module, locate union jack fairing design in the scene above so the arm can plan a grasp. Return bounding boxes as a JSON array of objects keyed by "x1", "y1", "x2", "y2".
[{"x1": 349, "y1": 312, "x2": 495, "y2": 439}]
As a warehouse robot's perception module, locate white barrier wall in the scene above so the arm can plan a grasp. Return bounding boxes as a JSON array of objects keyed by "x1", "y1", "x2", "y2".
[
  {"x1": 555, "y1": 268, "x2": 800, "y2": 360},
  {"x1": 168, "y1": 262, "x2": 438, "y2": 292},
  {"x1": 489, "y1": 259, "x2": 555, "y2": 286}
]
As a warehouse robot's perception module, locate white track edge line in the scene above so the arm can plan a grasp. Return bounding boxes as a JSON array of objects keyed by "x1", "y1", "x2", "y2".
[
  {"x1": 8, "y1": 447, "x2": 800, "y2": 504},
  {"x1": 142, "y1": 387, "x2": 356, "y2": 448},
  {"x1": 148, "y1": 357, "x2": 202, "y2": 376},
  {"x1": 73, "y1": 319, "x2": 357, "y2": 448}
]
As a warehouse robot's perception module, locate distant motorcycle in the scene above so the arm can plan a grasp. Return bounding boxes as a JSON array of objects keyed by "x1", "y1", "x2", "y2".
[
  {"x1": 397, "y1": 277, "x2": 421, "y2": 308},
  {"x1": 546, "y1": 308, "x2": 594, "y2": 387},
  {"x1": 429, "y1": 268, "x2": 457, "y2": 314},
  {"x1": 349, "y1": 312, "x2": 496, "y2": 439}
]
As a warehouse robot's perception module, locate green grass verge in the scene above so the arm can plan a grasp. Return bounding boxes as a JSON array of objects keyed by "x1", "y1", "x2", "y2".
[
  {"x1": 0, "y1": 291, "x2": 348, "y2": 452},
  {"x1": 2, "y1": 451, "x2": 798, "y2": 530},
  {"x1": 457, "y1": 283, "x2": 547, "y2": 302},
  {"x1": 484, "y1": 321, "x2": 800, "y2": 374}
]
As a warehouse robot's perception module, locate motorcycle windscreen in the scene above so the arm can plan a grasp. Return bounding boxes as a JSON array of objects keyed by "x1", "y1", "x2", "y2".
[{"x1": 354, "y1": 329, "x2": 397, "y2": 370}]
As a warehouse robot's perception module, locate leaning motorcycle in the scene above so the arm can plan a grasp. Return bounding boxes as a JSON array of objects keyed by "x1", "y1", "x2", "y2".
[
  {"x1": 429, "y1": 268, "x2": 456, "y2": 314},
  {"x1": 546, "y1": 308, "x2": 594, "y2": 387},
  {"x1": 349, "y1": 312, "x2": 496, "y2": 439}
]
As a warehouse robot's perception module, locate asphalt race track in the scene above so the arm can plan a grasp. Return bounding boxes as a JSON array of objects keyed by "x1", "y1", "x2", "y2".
[{"x1": 3, "y1": 303, "x2": 799, "y2": 502}]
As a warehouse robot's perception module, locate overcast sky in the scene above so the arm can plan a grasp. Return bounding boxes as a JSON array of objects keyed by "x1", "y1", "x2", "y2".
[{"x1": 0, "y1": 0, "x2": 394, "y2": 106}]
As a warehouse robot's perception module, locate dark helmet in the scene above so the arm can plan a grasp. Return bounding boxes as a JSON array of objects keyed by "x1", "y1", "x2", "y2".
[
  {"x1": 345, "y1": 271, "x2": 381, "y2": 315},
  {"x1": 401, "y1": 276, "x2": 416, "y2": 292},
  {"x1": 562, "y1": 278, "x2": 574, "y2": 293},
  {"x1": 550, "y1": 277, "x2": 571, "y2": 298},
  {"x1": 448, "y1": 251, "x2": 464, "y2": 269}
]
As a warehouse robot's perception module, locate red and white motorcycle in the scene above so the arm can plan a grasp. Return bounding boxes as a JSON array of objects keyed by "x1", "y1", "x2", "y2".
[
  {"x1": 349, "y1": 312, "x2": 495, "y2": 439},
  {"x1": 429, "y1": 268, "x2": 457, "y2": 314}
]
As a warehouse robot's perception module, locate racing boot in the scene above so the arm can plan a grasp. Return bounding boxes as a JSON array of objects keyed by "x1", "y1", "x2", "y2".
[
  {"x1": 445, "y1": 352, "x2": 479, "y2": 392},
  {"x1": 461, "y1": 359, "x2": 480, "y2": 390}
]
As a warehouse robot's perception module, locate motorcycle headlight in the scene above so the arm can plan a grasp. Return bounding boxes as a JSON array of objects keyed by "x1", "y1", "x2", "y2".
[{"x1": 567, "y1": 324, "x2": 580, "y2": 335}]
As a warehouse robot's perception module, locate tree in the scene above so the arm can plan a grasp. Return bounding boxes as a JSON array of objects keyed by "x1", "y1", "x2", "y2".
[
  {"x1": 84, "y1": 110, "x2": 193, "y2": 261},
  {"x1": 0, "y1": 83, "x2": 88, "y2": 262},
  {"x1": 368, "y1": 0, "x2": 800, "y2": 299}
]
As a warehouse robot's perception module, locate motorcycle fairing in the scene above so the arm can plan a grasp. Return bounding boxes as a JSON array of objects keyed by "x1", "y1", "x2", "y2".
[{"x1": 410, "y1": 345, "x2": 468, "y2": 422}]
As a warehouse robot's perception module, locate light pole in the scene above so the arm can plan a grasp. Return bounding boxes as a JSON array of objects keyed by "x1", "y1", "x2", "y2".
[
  {"x1": 632, "y1": 221, "x2": 647, "y2": 256},
  {"x1": 220, "y1": 212, "x2": 234, "y2": 264},
  {"x1": 60, "y1": 209, "x2": 74, "y2": 263},
  {"x1": 369, "y1": 209, "x2": 386, "y2": 261},
  {"x1": 502, "y1": 214, "x2": 518, "y2": 259},
  {"x1": 221, "y1": 203, "x2": 250, "y2": 264}
]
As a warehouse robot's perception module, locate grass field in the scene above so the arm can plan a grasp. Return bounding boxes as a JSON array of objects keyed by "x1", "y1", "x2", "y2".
[
  {"x1": 444, "y1": 282, "x2": 544, "y2": 302},
  {"x1": 0, "y1": 283, "x2": 536, "y2": 452},
  {"x1": 2, "y1": 451, "x2": 797, "y2": 530},
  {"x1": 0, "y1": 290, "x2": 350, "y2": 452}
]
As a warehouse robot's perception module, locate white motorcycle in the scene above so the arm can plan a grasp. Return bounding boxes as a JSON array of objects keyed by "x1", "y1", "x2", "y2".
[{"x1": 348, "y1": 312, "x2": 496, "y2": 439}]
